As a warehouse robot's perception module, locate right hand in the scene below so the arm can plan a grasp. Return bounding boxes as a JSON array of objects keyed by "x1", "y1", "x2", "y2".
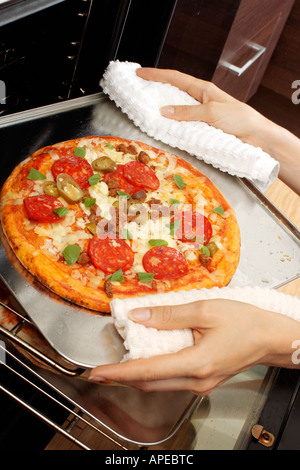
[{"x1": 136, "y1": 67, "x2": 268, "y2": 148}]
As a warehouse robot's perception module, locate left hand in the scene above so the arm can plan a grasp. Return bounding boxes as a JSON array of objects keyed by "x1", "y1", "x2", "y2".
[{"x1": 89, "y1": 298, "x2": 300, "y2": 395}]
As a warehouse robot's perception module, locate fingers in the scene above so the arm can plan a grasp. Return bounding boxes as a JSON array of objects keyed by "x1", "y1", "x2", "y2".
[
  {"x1": 136, "y1": 67, "x2": 232, "y2": 104},
  {"x1": 90, "y1": 346, "x2": 197, "y2": 384},
  {"x1": 128, "y1": 300, "x2": 214, "y2": 331},
  {"x1": 137, "y1": 67, "x2": 210, "y2": 102},
  {"x1": 160, "y1": 103, "x2": 213, "y2": 123},
  {"x1": 89, "y1": 349, "x2": 226, "y2": 395}
]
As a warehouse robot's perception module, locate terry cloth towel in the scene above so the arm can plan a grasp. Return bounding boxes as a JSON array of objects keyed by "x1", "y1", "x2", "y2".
[
  {"x1": 110, "y1": 286, "x2": 300, "y2": 361},
  {"x1": 100, "y1": 61, "x2": 279, "y2": 192}
]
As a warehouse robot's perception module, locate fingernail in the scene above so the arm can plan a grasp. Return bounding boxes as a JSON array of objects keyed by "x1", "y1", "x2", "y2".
[
  {"x1": 129, "y1": 307, "x2": 151, "y2": 322},
  {"x1": 88, "y1": 375, "x2": 106, "y2": 382},
  {"x1": 160, "y1": 105, "x2": 175, "y2": 117}
]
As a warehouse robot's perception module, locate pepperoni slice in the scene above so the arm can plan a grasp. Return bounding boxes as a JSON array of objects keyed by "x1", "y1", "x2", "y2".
[
  {"x1": 23, "y1": 195, "x2": 65, "y2": 223},
  {"x1": 51, "y1": 155, "x2": 93, "y2": 189},
  {"x1": 142, "y1": 246, "x2": 188, "y2": 280},
  {"x1": 172, "y1": 211, "x2": 212, "y2": 244},
  {"x1": 123, "y1": 161, "x2": 160, "y2": 190},
  {"x1": 88, "y1": 236, "x2": 134, "y2": 273},
  {"x1": 103, "y1": 164, "x2": 142, "y2": 195}
]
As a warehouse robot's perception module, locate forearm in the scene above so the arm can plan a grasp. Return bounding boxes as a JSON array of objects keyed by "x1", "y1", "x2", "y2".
[{"x1": 262, "y1": 312, "x2": 300, "y2": 369}]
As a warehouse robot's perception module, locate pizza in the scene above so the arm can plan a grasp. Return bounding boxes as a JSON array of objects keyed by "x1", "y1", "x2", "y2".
[{"x1": 0, "y1": 136, "x2": 240, "y2": 313}]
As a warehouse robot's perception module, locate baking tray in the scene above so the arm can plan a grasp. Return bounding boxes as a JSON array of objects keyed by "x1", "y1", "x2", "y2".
[{"x1": 0, "y1": 93, "x2": 299, "y2": 369}]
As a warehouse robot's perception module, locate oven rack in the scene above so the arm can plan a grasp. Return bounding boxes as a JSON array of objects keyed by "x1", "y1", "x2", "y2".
[{"x1": 0, "y1": 300, "x2": 138, "y2": 450}]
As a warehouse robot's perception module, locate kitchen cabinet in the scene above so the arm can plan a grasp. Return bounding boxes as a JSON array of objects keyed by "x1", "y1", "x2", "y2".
[{"x1": 156, "y1": 0, "x2": 295, "y2": 101}]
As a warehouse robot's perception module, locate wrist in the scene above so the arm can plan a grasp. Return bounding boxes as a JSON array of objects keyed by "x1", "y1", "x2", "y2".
[{"x1": 261, "y1": 312, "x2": 300, "y2": 369}]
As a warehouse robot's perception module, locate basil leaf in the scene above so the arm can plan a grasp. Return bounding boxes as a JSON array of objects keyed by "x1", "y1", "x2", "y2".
[
  {"x1": 168, "y1": 217, "x2": 182, "y2": 237},
  {"x1": 122, "y1": 229, "x2": 133, "y2": 240},
  {"x1": 199, "y1": 244, "x2": 210, "y2": 257},
  {"x1": 109, "y1": 268, "x2": 124, "y2": 282},
  {"x1": 62, "y1": 244, "x2": 81, "y2": 265},
  {"x1": 88, "y1": 173, "x2": 100, "y2": 186},
  {"x1": 53, "y1": 207, "x2": 68, "y2": 218},
  {"x1": 213, "y1": 205, "x2": 225, "y2": 215},
  {"x1": 169, "y1": 198, "x2": 180, "y2": 207},
  {"x1": 117, "y1": 190, "x2": 130, "y2": 199},
  {"x1": 83, "y1": 197, "x2": 96, "y2": 208},
  {"x1": 27, "y1": 168, "x2": 46, "y2": 180},
  {"x1": 173, "y1": 174, "x2": 186, "y2": 189},
  {"x1": 73, "y1": 146, "x2": 86, "y2": 158},
  {"x1": 138, "y1": 272, "x2": 154, "y2": 283},
  {"x1": 106, "y1": 143, "x2": 114, "y2": 150},
  {"x1": 149, "y1": 239, "x2": 168, "y2": 247}
]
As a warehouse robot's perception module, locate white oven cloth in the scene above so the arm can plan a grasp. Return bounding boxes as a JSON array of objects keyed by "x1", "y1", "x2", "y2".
[
  {"x1": 110, "y1": 287, "x2": 300, "y2": 361},
  {"x1": 100, "y1": 60, "x2": 279, "y2": 192}
]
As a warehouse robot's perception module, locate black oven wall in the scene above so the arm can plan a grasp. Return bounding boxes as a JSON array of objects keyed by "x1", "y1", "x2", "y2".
[{"x1": 0, "y1": 0, "x2": 130, "y2": 116}]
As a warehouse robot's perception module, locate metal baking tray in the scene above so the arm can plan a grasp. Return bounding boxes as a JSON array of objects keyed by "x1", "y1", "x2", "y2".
[{"x1": 0, "y1": 93, "x2": 299, "y2": 369}]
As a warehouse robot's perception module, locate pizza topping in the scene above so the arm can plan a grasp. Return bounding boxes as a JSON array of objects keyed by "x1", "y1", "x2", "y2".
[
  {"x1": 27, "y1": 168, "x2": 46, "y2": 180},
  {"x1": 73, "y1": 146, "x2": 87, "y2": 158},
  {"x1": 132, "y1": 190, "x2": 147, "y2": 201},
  {"x1": 109, "y1": 268, "x2": 125, "y2": 282},
  {"x1": 83, "y1": 197, "x2": 96, "y2": 208},
  {"x1": 86, "y1": 222, "x2": 97, "y2": 236},
  {"x1": 24, "y1": 194, "x2": 66, "y2": 223},
  {"x1": 148, "y1": 239, "x2": 168, "y2": 247},
  {"x1": 88, "y1": 174, "x2": 101, "y2": 186},
  {"x1": 136, "y1": 151, "x2": 150, "y2": 164},
  {"x1": 142, "y1": 246, "x2": 188, "y2": 280},
  {"x1": 92, "y1": 156, "x2": 116, "y2": 173},
  {"x1": 173, "y1": 174, "x2": 186, "y2": 190},
  {"x1": 88, "y1": 236, "x2": 134, "y2": 273},
  {"x1": 170, "y1": 198, "x2": 180, "y2": 207},
  {"x1": 199, "y1": 244, "x2": 210, "y2": 257},
  {"x1": 138, "y1": 272, "x2": 155, "y2": 283},
  {"x1": 103, "y1": 164, "x2": 142, "y2": 195},
  {"x1": 213, "y1": 205, "x2": 225, "y2": 215},
  {"x1": 42, "y1": 180, "x2": 59, "y2": 197},
  {"x1": 117, "y1": 190, "x2": 130, "y2": 199},
  {"x1": 62, "y1": 244, "x2": 81, "y2": 265},
  {"x1": 103, "y1": 278, "x2": 114, "y2": 298},
  {"x1": 123, "y1": 161, "x2": 160, "y2": 190},
  {"x1": 56, "y1": 173, "x2": 84, "y2": 204},
  {"x1": 198, "y1": 252, "x2": 210, "y2": 268},
  {"x1": 171, "y1": 211, "x2": 212, "y2": 244},
  {"x1": 76, "y1": 251, "x2": 91, "y2": 266},
  {"x1": 205, "y1": 241, "x2": 218, "y2": 256},
  {"x1": 53, "y1": 207, "x2": 69, "y2": 218},
  {"x1": 51, "y1": 155, "x2": 94, "y2": 189}
]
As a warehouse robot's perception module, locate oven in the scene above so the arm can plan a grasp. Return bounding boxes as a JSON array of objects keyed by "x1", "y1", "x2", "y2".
[{"x1": 0, "y1": 0, "x2": 299, "y2": 452}]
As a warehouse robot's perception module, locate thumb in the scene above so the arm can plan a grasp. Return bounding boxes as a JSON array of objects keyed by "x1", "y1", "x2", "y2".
[
  {"x1": 160, "y1": 103, "x2": 212, "y2": 122},
  {"x1": 129, "y1": 300, "x2": 210, "y2": 330}
]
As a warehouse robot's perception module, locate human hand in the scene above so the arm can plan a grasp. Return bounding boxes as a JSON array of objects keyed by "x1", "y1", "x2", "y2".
[
  {"x1": 89, "y1": 299, "x2": 300, "y2": 395},
  {"x1": 136, "y1": 67, "x2": 267, "y2": 148}
]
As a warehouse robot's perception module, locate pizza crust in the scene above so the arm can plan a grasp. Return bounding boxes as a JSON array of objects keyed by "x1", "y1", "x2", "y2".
[{"x1": 0, "y1": 136, "x2": 240, "y2": 313}]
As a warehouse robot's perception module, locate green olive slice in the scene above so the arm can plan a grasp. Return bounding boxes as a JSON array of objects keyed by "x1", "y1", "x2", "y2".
[
  {"x1": 206, "y1": 241, "x2": 218, "y2": 256},
  {"x1": 92, "y1": 156, "x2": 116, "y2": 173},
  {"x1": 56, "y1": 173, "x2": 83, "y2": 204},
  {"x1": 42, "y1": 180, "x2": 59, "y2": 197},
  {"x1": 86, "y1": 222, "x2": 97, "y2": 236}
]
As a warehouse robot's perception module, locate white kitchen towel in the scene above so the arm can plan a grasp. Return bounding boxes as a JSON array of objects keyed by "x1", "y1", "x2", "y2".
[
  {"x1": 110, "y1": 286, "x2": 300, "y2": 361},
  {"x1": 100, "y1": 61, "x2": 279, "y2": 192}
]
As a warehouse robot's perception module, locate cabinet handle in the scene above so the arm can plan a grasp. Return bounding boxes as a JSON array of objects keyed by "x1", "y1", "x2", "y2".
[{"x1": 219, "y1": 42, "x2": 266, "y2": 76}]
